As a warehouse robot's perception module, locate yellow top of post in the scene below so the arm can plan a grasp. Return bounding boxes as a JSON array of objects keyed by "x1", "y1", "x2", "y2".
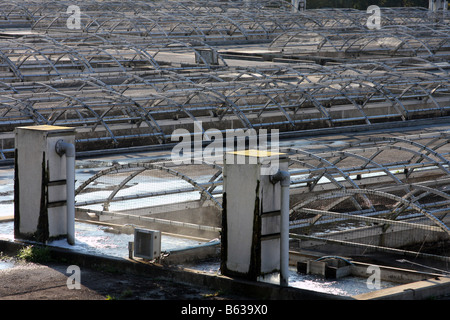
[
  {"x1": 17, "y1": 125, "x2": 74, "y2": 131},
  {"x1": 228, "y1": 149, "x2": 285, "y2": 158}
]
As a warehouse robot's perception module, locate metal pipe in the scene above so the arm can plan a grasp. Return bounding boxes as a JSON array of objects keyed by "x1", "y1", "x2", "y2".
[
  {"x1": 270, "y1": 169, "x2": 290, "y2": 287},
  {"x1": 55, "y1": 139, "x2": 76, "y2": 245}
]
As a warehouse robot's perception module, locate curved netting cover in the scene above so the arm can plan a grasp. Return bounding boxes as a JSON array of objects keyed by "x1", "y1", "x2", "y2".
[{"x1": 1, "y1": 0, "x2": 449, "y2": 258}]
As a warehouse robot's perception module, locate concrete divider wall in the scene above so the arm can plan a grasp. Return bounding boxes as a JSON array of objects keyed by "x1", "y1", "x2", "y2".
[{"x1": 354, "y1": 277, "x2": 450, "y2": 300}]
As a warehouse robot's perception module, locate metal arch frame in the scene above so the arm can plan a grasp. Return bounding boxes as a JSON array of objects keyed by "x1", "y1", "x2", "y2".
[
  {"x1": 80, "y1": 46, "x2": 128, "y2": 73},
  {"x1": 78, "y1": 76, "x2": 168, "y2": 143},
  {"x1": 144, "y1": 91, "x2": 205, "y2": 129},
  {"x1": 0, "y1": 64, "x2": 447, "y2": 137},
  {"x1": 164, "y1": 12, "x2": 217, "y2": 41},
  {"x1": 0, "y1": 2, "x2": 449, "y2": 156},
  {"x1": 125, "y1": 69, "x2": 198, "y2": 93},
  {"x1": 0, "y1": 2, "x2": 35, "y2": 23},
  {"x1": 207, "y1": 13, "x2": 251, "y2": 40},
  {"x1": 178, "y1": 84, "x2": 255, "y2": 130},
  {"x1": 270, "y1": 30, "x2": 344, "y2": 53},
  {"x1": 339, "y1": 32, "x2": 429, "y2": 57},
  {"x1": 0, "y1": 49, "x2": 24, "y2": 82},
  {"x1": 290, "y1": 187, "x2": 450, "y2": 237},
  {"x1": 32, "y1": 13, "x2": 64, "y2": 32},
  {"x1": 33, "y1": 10, "x2": 102, "y2": 33},
  {"x1": 290, "y1": 89, "x2": 334, "y2": 127},
  {"x1": 355, "y1": 136, "x2": 450, "y2": 175},
  {"x1": 386, "y1": 183, "x2": 450, "y2": 221},
  {"x1": 13, "y1": 43, "x2": 62, "y2": 77},
  {"x1": 317, "y1": 149, "x2": 406, "y2": 187},
  {"x1": 94, "y1": 13, "x2": 147, "y2": 35},
  {"x1": 247, "y1": 65, "x2": 318, "y2": 85},
  {"x1": 0, "y1": 95, "x2": 49, "y2": 125},
  {"x1": 0, "y1": 81, "x2": 19, "y2": 94},
  {"x1": 234, "y1": 10, "x2": 283, "y2": 36},
  {"x1": 131, "y1": 15, "x2": 170, "y2": 39},
  {"x1": 218, "y1": 81, "x2": 296, "y2": 128},
  {"x1": 40, "y1": 40, "x2": 97, "y2": 74},
  {"x1": 418, "y1": 132, "x2": 450, "y2": 159},
  {"x1": 318, "y1": 76, "x2": 409, "y2": 122},
  {"x1": 307, "y1": 135, "x2": 450, "y2": 182},
  {"x1": 28, "y1": 1, "x2": 296, "y2": 42},
  {"x1": 288, "y1": 157, "x2": 369, "y2": 212},
  {"x1": 269, "y1": 23, "x2": 449, "y2": 58},
  {"x1": 285, "y1": 147, "x2": 375, "y2": 210},
  {"x1": 10, "y1": 2, "x2": 450, "y2": 26},
  {"x1": 354, "y1": 77, "x2": 410, "y2": 121},
  {"x1": 398, "y1": 81, "x2": 450, "y2": 116},
  {"x1": 383, "y1": 31, "x2": 436, "y2": 57},
  {"x1": 3, "y1": 35, "x2": 123, "y2": 77},
  {"x1": 75, "y1": 161, "x2": 222, "y2": 210},
  {"x1": 354, "y1": 69, "x2": 445, "y2": 105},
  {"x1": 304, "y1": 81, "x2": 372, "y2": 124},
  {"x1": 284, "y1": 132, "x2": 450, "y2": 222},
  {"x1": 65, "y1": 36, "x2": 157, "y2": 74},
  {"x1": 29, "y1": 80, "x2": 120, "y2": 144},
  {"x1": 100, "y1": 11, "x2": 201, "y2": 39},
  {"x1": 52, "y1": 33, "x2": 163, "y2": 71},
  {"x1": 110, "y1": 41, "x2": 161, "y2": 71}
]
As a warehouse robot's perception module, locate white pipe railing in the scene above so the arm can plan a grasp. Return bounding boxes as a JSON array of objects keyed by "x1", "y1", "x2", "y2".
[
  {"x1": 56, "y1": 139, "x2": 76, "y2": 245},
  {"x1": 270, "y1": 169, "x2": 291, "y2": 287}
]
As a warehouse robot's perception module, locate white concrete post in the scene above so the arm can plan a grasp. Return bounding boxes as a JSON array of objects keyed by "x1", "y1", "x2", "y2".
[
  {"x1": 270, "y1": 169, "x2": 291, "y2": 287},
  {"x1": 291, "y1": 0, "x2": 306, "y2": 12},
  {"x1": 221, "y1": 150, "x2": 289, "y2": 283},
  {"x1": 429, "y1": 0, "x2": 448, "y2": 11},
  {"x1": 14, "y1": 125, "x2": 76, "y2": 244}
]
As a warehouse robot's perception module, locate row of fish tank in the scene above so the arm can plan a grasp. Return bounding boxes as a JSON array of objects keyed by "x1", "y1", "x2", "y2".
[{"x1": 0, "y1": 154, "x2": 399, "y2": 298}]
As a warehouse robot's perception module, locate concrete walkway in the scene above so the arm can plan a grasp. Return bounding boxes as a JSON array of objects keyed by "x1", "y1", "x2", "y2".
[{"x1": 0, "y1": 260, "x2": 241, "y2": 300}]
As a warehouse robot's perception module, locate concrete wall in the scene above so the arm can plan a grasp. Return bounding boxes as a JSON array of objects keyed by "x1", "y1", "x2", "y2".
[{"x1": 354, "y1": 276, "x2": 450, "y2": 300}]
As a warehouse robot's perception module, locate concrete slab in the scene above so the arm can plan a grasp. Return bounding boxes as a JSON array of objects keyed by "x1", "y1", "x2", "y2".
[{"x1": 353, "y1": 276, "x2": 450, "y2": 300}]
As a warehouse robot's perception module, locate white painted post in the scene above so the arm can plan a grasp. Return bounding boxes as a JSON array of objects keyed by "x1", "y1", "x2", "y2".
[
  {"x1": 291, "y1": 0, "x2": 306, "y2": 12},
  {"x1": 270, "y1": 169, "x2": 291, "y2": 287},
  {"x1": 55, "y1": 139, "x2": 76, "y2": 245},
  {"x1": 14, "y1": 125, "x2": 76, "y2": 244},
  {"x1": 221, "y1": 150, "x2": 289, "y2": 283},
  {"x1": 429, "y1": 0, "x2": 448, "y2": 11}
]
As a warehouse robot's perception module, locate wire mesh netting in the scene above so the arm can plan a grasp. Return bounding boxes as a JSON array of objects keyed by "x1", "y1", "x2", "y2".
[
  {"x1": 1, "y1": 0, "x2": 449, "y2": 261},
  {"x1": 0, "y1": 1, "x2": 449, "y2": 160},
  {"x1": 287, "y1": 132, "x2": 450, "y2": 260},
  {"x1": 75, "y1": 161, "x2": 223, "y2": 212}
]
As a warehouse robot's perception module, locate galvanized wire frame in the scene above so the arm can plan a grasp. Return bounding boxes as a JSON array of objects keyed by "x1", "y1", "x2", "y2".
[
  {"x1": 1, "y1": 2, "x2": 449, "y2": 160},
  {"x1": 74, "y1": 160, "x2": 223, "y2": 211},
  {"x1": 286, "y1": 132, "x2": 450, "y2": 254},
  {"x1": 0, "y1": 60, "x2": 448, "y2": 155},
  {"x1": 1, "y1": 1, "x2": 450, "y2": 251},
  {"x1": 71, "y1": 131, "x2": 450, "y2": 247}
]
